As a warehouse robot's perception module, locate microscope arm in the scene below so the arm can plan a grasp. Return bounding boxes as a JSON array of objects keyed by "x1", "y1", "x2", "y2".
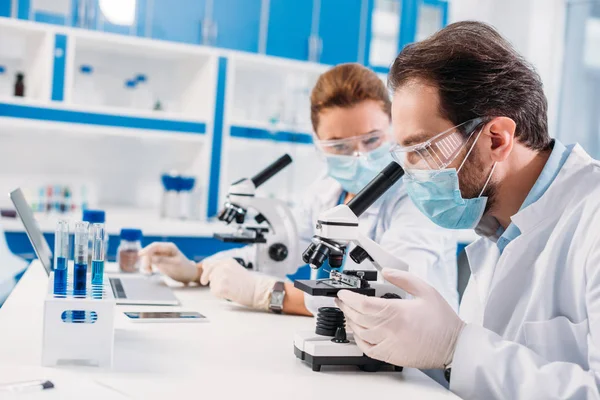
[
  {"x1": 243, "y1": 197, "x2": 296, "y2": 236},
  {"x1": 353, "y1": 232, "x2": 409, "y2": 273}
]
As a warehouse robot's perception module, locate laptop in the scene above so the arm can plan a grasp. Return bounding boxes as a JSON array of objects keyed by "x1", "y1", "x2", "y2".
[{"x1": 10, "y1": 188, "x2": 180, "y2": 306}]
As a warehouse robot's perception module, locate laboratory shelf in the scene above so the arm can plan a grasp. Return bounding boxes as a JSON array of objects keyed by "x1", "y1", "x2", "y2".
[
  {"x1": 0, "y1": 100, "x2": 207, "y2": 135},
  {"x1": 230, "y1": 124, "x2": 313, "y2": 144},
  {"x1": 67, "y1": 27, "x2": 219, "y2": 122}
]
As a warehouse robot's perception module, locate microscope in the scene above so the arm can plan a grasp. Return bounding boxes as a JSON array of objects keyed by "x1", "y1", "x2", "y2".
[
  {"x1": 214, "y1": 154, "x2": 299, "y2": 279},
  {"x1": 293, "y1": 162, "x2": 408, "y2": 372}
]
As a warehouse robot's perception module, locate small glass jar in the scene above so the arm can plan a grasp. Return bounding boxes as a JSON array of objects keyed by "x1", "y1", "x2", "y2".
[{"x1": 117, "y1": 228, "x2": 143, "y2": 273}]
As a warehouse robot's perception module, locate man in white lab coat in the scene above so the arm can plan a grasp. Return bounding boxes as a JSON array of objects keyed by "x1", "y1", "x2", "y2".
[{"x1": 334, "y1": 21, "x2": 600, "y2": 399}]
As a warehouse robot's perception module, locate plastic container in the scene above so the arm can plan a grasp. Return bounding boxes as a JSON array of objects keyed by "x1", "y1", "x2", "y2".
[
  {"x1": 133, "y1": 73, "x2": 153, "y2": 110},
  {"x1": 122, "y1": 79, "x2": 137, "y2": 108},
  {"x1": 75, "y1": 65, "x2": 101, "y2": 106},
  {"x1": 161, "y1": 173, "x2": 180, "y2": 219},
  {"x1": 83, "y1": 209, "x2": 107, "y2": 265},
  {"x1": 117, "y1": 228, "x2": 143, "y2": 273},
  {"x1": 178, "y1": 176, "x2": 196, "y2": 220}
]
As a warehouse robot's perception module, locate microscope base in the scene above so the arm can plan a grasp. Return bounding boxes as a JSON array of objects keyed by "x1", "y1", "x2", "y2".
[{"x1": 294, "y1": 330, "x2": 403, "y2": 372}]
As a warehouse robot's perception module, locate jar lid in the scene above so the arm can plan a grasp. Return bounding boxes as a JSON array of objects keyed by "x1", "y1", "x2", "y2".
[
  {"x1": 161, "y1": 174, "x2": 180, "y2": 191},
  {"x1": 120, "y1": 228, "x2": 142, "y2": 241},
  {"x1": 179, "y1": 176, "x2": 196, "y2": 192},
  {"x1": 82, "y1": 209, "x2": 106, "y2": 224}
]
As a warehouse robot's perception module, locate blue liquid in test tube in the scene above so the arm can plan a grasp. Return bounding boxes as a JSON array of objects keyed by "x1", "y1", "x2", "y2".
[
  {"x1": 73, "y1": 221, "x2": 89, "y2": 296},
  {"x1": 53, "y1": 220, "x2": 69, "y2": 295},
  {"x1": 91, "y1": 223, "x2": 106, "y2": 287}
]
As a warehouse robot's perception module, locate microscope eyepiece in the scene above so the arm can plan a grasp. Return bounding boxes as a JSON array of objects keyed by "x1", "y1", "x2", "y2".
[
  {"x1": 251, "y1": 154, "x2": 293, "y2": 188},
  {"x1": 347, "y1": 162, "x2": 405, "y2": 218}
]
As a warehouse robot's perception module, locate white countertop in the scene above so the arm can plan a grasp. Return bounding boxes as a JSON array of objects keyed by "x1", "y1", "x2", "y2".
[{"x1": 0, "y1": 261, "x2": 460, "y2": 400}]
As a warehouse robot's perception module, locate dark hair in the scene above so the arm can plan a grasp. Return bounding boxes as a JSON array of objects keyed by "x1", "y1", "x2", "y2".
[
  {"x1": 388, "y1": 21, "x2": 550, "y2": 150},
  {"x1": 311, "y1": 63, "x2": 391, "y2": 132}
]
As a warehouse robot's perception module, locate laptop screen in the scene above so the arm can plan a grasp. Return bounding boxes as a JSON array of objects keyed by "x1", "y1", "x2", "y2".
[{"x1": 9, "y1": 188, "x2": 53, "y2": 276}]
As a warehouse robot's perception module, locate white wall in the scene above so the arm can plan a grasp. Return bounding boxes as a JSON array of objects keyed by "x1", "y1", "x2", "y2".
[{"x1": 449, "y1": 0, "x2": 567, "y2": 136}]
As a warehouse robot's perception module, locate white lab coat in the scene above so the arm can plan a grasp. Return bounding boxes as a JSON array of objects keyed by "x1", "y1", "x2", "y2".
[
  {"x1": 211, "y1": 174, "x2": 459, "y2": 313},
  {"x1": 451, "y1": 144, "x2": 600, "y2": 399}
]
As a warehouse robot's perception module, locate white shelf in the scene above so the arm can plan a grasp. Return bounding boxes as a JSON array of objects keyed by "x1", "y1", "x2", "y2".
[
  {"x1": 67, "y1": 29, "x2": 218, "y2": 121},
  {"x1": 1, "y1": 207, "x2": 234, "y2": 238},
  {"x1": 230, "y1": 119, "x2": 313, "y2": 135}
]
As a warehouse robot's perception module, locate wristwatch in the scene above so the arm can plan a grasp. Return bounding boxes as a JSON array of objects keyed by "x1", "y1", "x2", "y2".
[{"x1": 269, "y1": 281, "x2": 285, "y2": 314}]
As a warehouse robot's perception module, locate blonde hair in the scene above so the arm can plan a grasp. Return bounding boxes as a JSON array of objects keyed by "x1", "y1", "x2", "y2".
[{"x1": 310, "y1": 63, "x2": 391, "y2": 133}]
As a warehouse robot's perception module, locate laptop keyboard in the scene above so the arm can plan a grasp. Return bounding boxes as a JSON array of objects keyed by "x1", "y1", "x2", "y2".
[{"x1": 109, "y1": 278, "x2": 127, "y2": 299}]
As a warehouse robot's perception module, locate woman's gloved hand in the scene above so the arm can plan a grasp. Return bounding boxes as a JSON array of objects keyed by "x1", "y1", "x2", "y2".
[
  {"x1": 335, "y1": 268, "x2": 465, "y2": 369},
  {"x1": 139, "y1": 242, "x2": 201, "y2": 284},
  {"x1": 200, "y1": 258, "x2": 276, "y2": 311}
]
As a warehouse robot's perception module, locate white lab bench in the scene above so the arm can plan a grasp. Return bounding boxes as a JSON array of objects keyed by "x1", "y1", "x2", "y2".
[{"x1": 0, "y1": 261, "x2": 461, "y2": 400}]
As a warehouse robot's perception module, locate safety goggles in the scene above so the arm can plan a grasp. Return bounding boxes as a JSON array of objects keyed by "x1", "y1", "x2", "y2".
[
  {"x1": 390, "y1": 118, "x2": 485, "y2": 177},
  {"x1": 314, "y1": 130, "x2": 390, "y2": 157}
]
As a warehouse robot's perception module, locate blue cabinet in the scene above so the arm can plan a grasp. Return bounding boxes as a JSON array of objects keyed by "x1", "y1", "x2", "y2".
[
  {"x1": 212, "y1": 0, "x2": 262, "y2": 53},
  {"x1": 0, "y1": 0, "x2": 11, "y2": 18},
  {"x1": 150, "y1": 0, "x2": 206, "y2": 44},
  {"x1": 266, "y1": 0, "x2": 314, "y2": 61},
  {"x1": 318, "y1": 0, "x2": 363, "y2": 65}
]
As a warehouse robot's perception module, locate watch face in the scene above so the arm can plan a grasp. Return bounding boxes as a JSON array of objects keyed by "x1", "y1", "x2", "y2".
[{"x1": 271, "y1": 291, "x2": 284, "y2": 305}]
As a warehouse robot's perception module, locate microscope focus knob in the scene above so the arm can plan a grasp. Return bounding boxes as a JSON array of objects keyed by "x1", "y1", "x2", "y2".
[
  {"x1": 255, "y1": 213, "x2": 266, "y2": 224},
  {"x1": 269, "y1": 243, "x2": 288, "y2": 261},
  {"x1": 349, "y1": 246, "x2": 372, "y2": 264}
]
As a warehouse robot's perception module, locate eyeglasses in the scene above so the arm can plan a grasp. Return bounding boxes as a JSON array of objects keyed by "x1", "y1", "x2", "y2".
[
  {"x1": 314, "y1": 130, "x2": 390, "y2": 157},
  {"x1": 390, "y1": 118, "x2": 485, "y2": 177}
]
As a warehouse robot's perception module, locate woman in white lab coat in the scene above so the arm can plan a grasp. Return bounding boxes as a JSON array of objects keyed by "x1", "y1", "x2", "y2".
[{"x1": 140, "y1": 63, "x2": 458, "y2": 315}]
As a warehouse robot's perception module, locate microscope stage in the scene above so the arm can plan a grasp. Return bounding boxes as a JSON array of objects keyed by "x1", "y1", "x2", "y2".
[{"x1": 294, "y1": 279, "x2": 376, "y2": 297}]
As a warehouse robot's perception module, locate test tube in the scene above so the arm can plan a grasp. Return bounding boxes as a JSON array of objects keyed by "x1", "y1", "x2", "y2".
[
  {"x1": 53, "y1": 220, "x2": 69, "y2": 295},
  {"x1": 73, "y1": 221, "x2": 89, "y2": 296},
  {"x1": 91, "y1": 223, "x2": 106, "y2": 286}
]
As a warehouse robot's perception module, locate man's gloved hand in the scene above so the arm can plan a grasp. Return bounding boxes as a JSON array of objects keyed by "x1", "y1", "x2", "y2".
[
  {"x1": 200, "y1": 258, "x2": 276, "y2": 311},
  {"x1": 139, "y1": 242, "x2": 201, "y2": 284},
  {"x1": 335, "y1": 268, "x2": 465, "y2": 369}
]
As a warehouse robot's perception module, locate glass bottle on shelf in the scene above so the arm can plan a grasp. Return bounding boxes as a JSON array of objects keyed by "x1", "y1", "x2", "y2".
[{"x1": 14, "y1": 72, "x2": 25, "y2": 97}]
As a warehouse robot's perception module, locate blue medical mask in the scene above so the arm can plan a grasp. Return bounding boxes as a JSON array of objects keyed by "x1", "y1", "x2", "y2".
[
  {"x1": 325, "y1": 144, "x2": 393, "y2": 194},
  {"x1": 404, "y1": 129, "x2": 497, "y2": 229}
]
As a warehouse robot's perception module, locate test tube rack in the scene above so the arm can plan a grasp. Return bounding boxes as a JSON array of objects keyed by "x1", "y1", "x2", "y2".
[{"x1": 42, "y1": 272, "x2": 115, "y2": 368}]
